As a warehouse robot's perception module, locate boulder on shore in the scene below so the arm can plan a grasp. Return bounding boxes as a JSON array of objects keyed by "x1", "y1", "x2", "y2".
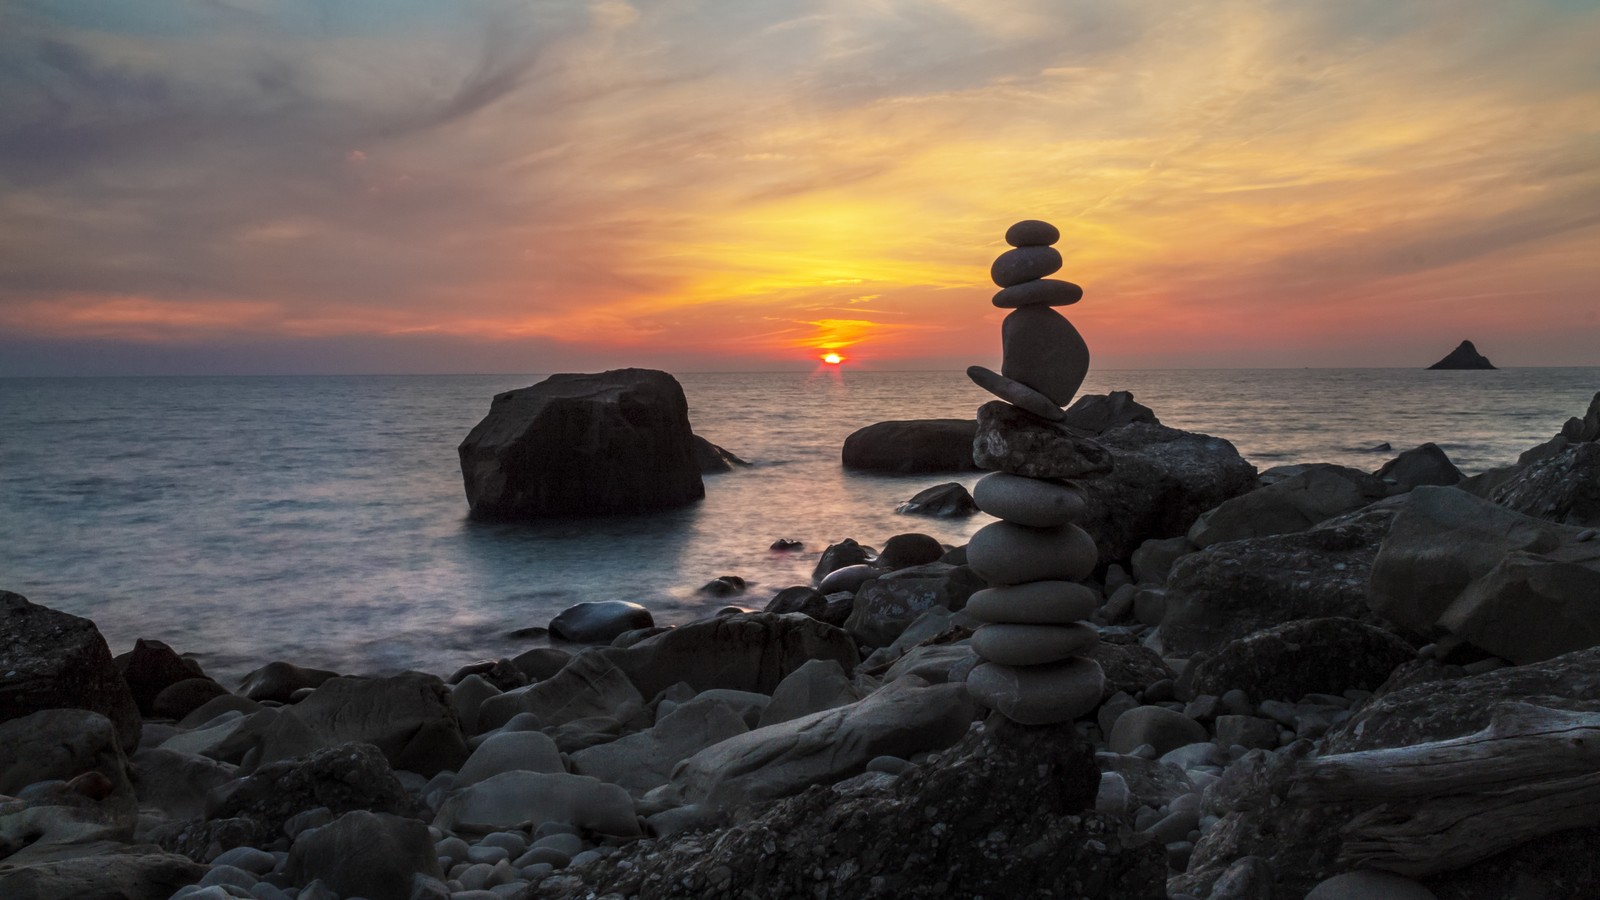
[
  {"x1": 1, "y1": 591, "x2": 142, "y2": 753},
  {"x1": 1427, "y1": 339, "x2": 1495, "y2": 369},
  {"x1": 841, "y1": 419, "x2": 980, "y2": 473},
  {"x1": 458, "y1": 368, "x2": 704, "y2": 517}
]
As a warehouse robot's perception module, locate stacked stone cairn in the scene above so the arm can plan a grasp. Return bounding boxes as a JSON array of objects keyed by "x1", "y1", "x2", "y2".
[{"x1": 963, "y1": 219, "x2": 1111, "y2": 725}]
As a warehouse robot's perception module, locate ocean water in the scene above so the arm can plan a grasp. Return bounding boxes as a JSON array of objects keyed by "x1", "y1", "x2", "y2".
[{"x1": 2, "y1": 368, "x2": 1595, "y2": 683}]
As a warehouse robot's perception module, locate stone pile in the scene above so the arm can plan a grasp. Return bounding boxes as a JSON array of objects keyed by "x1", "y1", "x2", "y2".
[{"x1": 963, "y1": 220, "x2": 1111, "y2": 725}]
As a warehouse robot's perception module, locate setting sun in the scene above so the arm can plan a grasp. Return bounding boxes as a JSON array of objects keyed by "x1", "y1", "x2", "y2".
[{"x1": 822, "y1": 353, "x2": 843, "y2": 365}]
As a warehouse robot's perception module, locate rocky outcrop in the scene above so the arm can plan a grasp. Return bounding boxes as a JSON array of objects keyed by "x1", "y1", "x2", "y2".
[
  {"x1": 1187, "y1": 464, "x2": 1389, "y2": 548},
  {"x1": 690, "y1": 435, "x2": 749, "y2": 473},
  {"x1": 843, "y1": 563, "x2": 982, "y2": 648},
  {"x1": 114, "y1": 639, "x2": 214, "y2": 719},
  {"x1": 1177, "y1": 618, "x2": 1415, "y2": 703},
  {"x1": 841, "y1": 419, "x2": 980, "y2": 473},
  {"x1": 458, "y1": 368, "x2": 704, "y2": 517},
  {"x1": 289, "y1": 673, "x2": 469, "y2": 775},
  {"x1": 547, "y1": 718, "x2": 1165, "y2": 899},
  {"x1": 1, "y1": 591, "x2": 142, "y2": 753},
  {"x1": 1427, "y1": 340, "x2": 1495, "y2": 369},
  {"x1": 285, "y1": 809, "x2": 441, "y2": 900},
  {"x1": 1484, "y1": 441, "x2": 1600, "y2": 526},
  {"x1": 1060, "y1": 390, "x2": 1159, "y2": 433}
]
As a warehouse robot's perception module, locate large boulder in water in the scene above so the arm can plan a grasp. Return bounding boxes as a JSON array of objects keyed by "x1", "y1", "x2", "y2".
[
  {"x1": 1427, "y1": 339, "x2": 1495, "y2": 369},
  {"x1": 1, "y1": 591, "x2": 142, "y2": 753},
  {"x1": 458, "y1": 368, "x2": 704, "y2": 517},
  {"x1": 842, "y1": 419, "x2": 980, "y2": 473}
]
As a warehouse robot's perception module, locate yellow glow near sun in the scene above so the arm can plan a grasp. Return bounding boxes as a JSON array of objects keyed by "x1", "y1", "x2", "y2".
[{"x1": 822, "y1": 352, "x2": 843, "y2": 365}]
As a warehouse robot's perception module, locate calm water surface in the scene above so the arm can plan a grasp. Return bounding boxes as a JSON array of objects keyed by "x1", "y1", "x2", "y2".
[{"x1": 1, "y1": 368, "x2": 1595, "y2": 681}]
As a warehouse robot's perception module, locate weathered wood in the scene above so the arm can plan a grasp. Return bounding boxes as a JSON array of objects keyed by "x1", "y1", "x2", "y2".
[{"x1": 1290, "y1": 703, "x2": 1600, "y2": 876}]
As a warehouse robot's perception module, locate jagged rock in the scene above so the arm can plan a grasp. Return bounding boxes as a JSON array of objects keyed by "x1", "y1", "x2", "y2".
[
  {"x1": 549, "y1": 718, "x2": 1165, "y2": 899},
  {"x1": 1077, "y1": 423, "x2": 1258, "y2": 562},
  {"x1": 1, "y1": 591, "x2": 142, "y2": 753},
  {"x1": 1484, "y1": 442, "x2": 1600, "y2": 526},
  {"x1": 691, "y1": 435, "x2": 749, "y2": 473},
  {"x1": 1060, "y1": 391, "x2": 1160, "y2": 434},
  {"x1": 1177, "y1": 618, "x2": 1415, "y2": 703},
  {"x1": 114, "y1": 639, "x2": 212, "y2": 719},
  {"x1": 1187, "y1": 464, "x2": 1389, "y2": 548},
  {"x1": 895, "y1": 482, "x2": 979, "y2": 517},
  {"x1": 458, "y1": 368, "x2": 704, "y2": 517},
  {"x1": 971, "y1": 401, "x2": 1114, "y2": 479},
  {"x1": 1375, "y1": 443, "x2": 1463, "y2": 492},
  {"x1": 1085, "y1": 639, "x2": 1179, "y2": 700},
  {"x1": 1161, "y1": 501, "x2": 1404, "y2": 657},
  {"x1": 202, "y1": 742, "x2": 417, "y2": 848},
  {"x1": 1427, "y1": 340, "x2": 1495, "y2": 369},
  {"x1": 843, "y1": 563, "x2": 983, "y2": 649},
  {"x1": 841, "y1": 420, "x2": 980, "y2": 474}
]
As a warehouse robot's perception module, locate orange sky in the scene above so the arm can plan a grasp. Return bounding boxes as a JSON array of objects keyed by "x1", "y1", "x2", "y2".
[{"x1": 1, "y1": 0, "x2": 1597, "y2": 374}]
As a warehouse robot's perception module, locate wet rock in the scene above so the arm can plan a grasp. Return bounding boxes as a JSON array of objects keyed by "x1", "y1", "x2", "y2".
[
  {"x1": 841, "y1": 420, "x2": 980, "y2": 474},
  {"x1": 812, "y1": 538, "x2": 875, "y2": 582},
  {"x1": 458, "y1": 368, "x2": 704, "y2": 517},
  {"x1": 1375, "y1": 443, "x2": 1463, "y2": 492},
  {"x1": 550, "y1": 600, "x2": 654, "y2": 643},
  {"x1": 691, "y1": 435, "x2": 749, "y2": 474},
  {"x1": 236, "y1": 661, "x2": 339, "y2": 704},
  {"x1": 896, "y1": 482, "x2": 979, "y2": 518},
  {"x1": 877, "y1": 533, "x2": 946, "y2": 570},
  {"x1": 763, "y1": 586, "x2": 827, "y2": 619},
  {"x1": 0, "y1": 591, "x2": 142, "y2": 753}
]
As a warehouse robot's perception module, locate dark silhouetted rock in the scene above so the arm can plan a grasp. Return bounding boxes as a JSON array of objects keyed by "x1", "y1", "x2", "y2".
[
  {"x1": 550, "y1": 600, "x2": 654, "y2": 643},
  {"x1": 1060, "y1": 390, "x2": 1159, "y2": 434},
  {"x1": 764, "y1": 586, "x2": 827, "y2": 619},
  {"x1": 151, "y1": 678, "x2": 232, "y2": 721},
  {"x1": 1178, "y1": 618, "x2": 1415, "y2": 703},
  {"x1": 972, "y1": 400, "x2": 1113, "y2": 479},
  {"x1": 877, "y1": 533, "x2": 946, "y2": 570},
  {"x1": 116, "y1": 638, "x2": 212, "y2": 718},
  {"x1": 1187, "y1": 464, "x2": 1388, "y2": 548},
  {"x1": 1, "y1": 591, "x2": 142, "y2": 753},
  {"x1": 289, "y1": 673, "x2": 468, "y2": 776},
  {"x1": 1374, "y1": 442, "x2": 1463, "y2": 492},
  {"x1": 691, "y1": 435, "x2": 749, "y2": 473},
  {"x1": 0, "y1": 849, "x2": 206, "y2": 900},
  {"x1": 841, "y1": 419, "x2": 980, "y2": 474},
  {"x1": 237, "y1": 660, "x2": 339, "y2": 704},
  {"x1": 812, "y1": 538, "x2": 875, "y2": 582},
  {"x1": 1427, "y1": 339, "x2": 1495, "y2": 369},
  {"x1": 547, "y1": 718, "x2": 1163, "y2": 899},
  {"x1": 896, "y1": 482, "x2": 979, "y2": 518},
  {"x1": 458, "y1": 368, "x2": 704, "y2": 517},
  {"x1": 286, "y1": 809, "x2": 441, "y2": 900}
]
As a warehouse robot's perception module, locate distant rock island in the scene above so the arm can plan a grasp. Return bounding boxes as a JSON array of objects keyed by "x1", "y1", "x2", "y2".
[{"x1": 1428, "y1": 340, "x2": 1496, "y2": 370}]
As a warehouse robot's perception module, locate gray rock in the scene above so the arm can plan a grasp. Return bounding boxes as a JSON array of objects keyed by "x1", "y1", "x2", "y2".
[
  {"x1": 1, "y1": 591, "x2": 143, "y2": 753},
  {"x1": 128, "y1": 746, "x2": 236, "y2": 821},
  {"x1": 549, "y1": 600, "x2": 653, "y2": 644},
  {"x1": 455, "y1": 730, "x2": 565, "y2": 787},
  {"x1": 286, "y1": 810, "x2": 441, "y2": 900},
  {"x1": 1108, "y1": 706, "x2": 1206, "y2": 756},
  {"x1": 673, "y1": 677, "x2": 974, "y2": 813},
  {"x1": 1375, "y1": 442, "x2": 1463, "y2": 492},
  {"x1": 991, "y1": 278, "x2": 1084, "y2": 309},
  {"x1": 1305, "y1": 870, "x2": 1438, "y2": 899},
  {"x1": 1437, "y1": 548, "x2": 1600, "y2": 663},
  {"x1": 895, "y1": 482, "x2": 978, "y2": 518},
  {"x1": 478, "y1": 650, "x2": 643, "y2": 732},
  {"x1": 1086, "y1": 640, "x2": 1178, "y2": 701},
  {"x1": 812, "y1": 538, "x2": 875, "y2": 581},
  {"x1": 1060, "y1": 391, "x2": 1160, "y2": 434},
  {"x1": 1486, "y1": 441, "x2": 1600, "y2": 526},
  {"x1": 570, "y1": 695, "x2": 748, "y2": 796},
  {"x1": 844, "y1": 563, "x2": 982, "y2": 648},
  {"x1": 457, "y1": 368, "x2": 704, "y2": 517},
  {"x1": 756, "y1": 659, "x2": 864, "y2": 728},
  {"x1": 964, "y1": 581, "x2": 1097, "y2": 625},
  {"x1": 289, "y1": 672, "x2": 468, "y2": 776},
  {"x1": 115, "y1": 638, "x2": 212, "y2": 719},
  {"x1": 990, "y1": 245, "x2": 1062, "y2": 287},
  {"x1": 1211, "y1": 715, "x2": 1278, "y2": 751},
  {"x1": 236, "y1": 661, "x2": 339, "y2": 704},
  {"x1": 972, "y1": 401, "x2": 1113, "y2": 479},
  {"x1": 1000, "y1": 306, "x2": 1090, "y2": 407},
  {"x1": 1178, "y1": 618, "x2": 1415, "y2": 703},
  {"x1": 1130, "y1": 535, "x2": 1192, "y2": 585},
  {"x1": 965, "y1": 656, "x2": 1104, "y2": 725},
  {"x1": 434, "y1": 770, "x2": 640, "y2": 836},
  {"x1": 0, "y1": 849, "x2": 206, "y2": 900},
  {"x1": 690, "y1": 435, "x2": 748, "y2": 474},
  {"x1": 971, "y1": 623, "x2": 1097, "y2": 667},
  {"x1": 1187, "y1": 464, "x2": 1388, "y2": 548},
  {"x1": 151, "y1": 678, "x2": 232, "y2": 722},
  {"x1": 607, "y1": 612, "x2": 859, "y2": 700},
  {"x1": 966, "y1": 521, "x2": 1097, "y2": 585},
  {"x1": 841, "y1": 420, "x2": 979, "y2": 474},
  {"x1": 0, "y1": 709, "x2": 132, "y2": 799},
  {"x1": 763, "y1": 585, "x2": 827, "y2": 619},
  {"x1": 966, "y1": 365, "x2": 1066, "y2": 421},
  {"x1": 883, "y1": 644, "x2": 973, "y2": 685},
  {"x1": 508, "y1": 647, "x2": 570, "y2": 682},
  {"x1": 972, "y1": 472, "x2": 1086, "y2": 527},
  {"x1": 1004, "y1": 219, "x2": 1060, "y2": 247}
]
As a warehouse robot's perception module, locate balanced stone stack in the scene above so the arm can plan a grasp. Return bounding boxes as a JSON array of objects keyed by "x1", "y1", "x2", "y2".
[{"x1": 963, "y1": 219, "x2": 1110, "y2": 725}]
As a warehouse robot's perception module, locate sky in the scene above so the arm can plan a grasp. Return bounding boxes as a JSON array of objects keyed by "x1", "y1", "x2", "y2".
[{"x1": 1, "y1": 0, "x2": 1597, "y2": 375}]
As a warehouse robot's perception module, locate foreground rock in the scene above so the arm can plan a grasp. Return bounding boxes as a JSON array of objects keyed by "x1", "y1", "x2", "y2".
[
  {"x1": 458, "y1": 368, "x2": 704, "y2": 517},
  {"x1": 1187, "y1": 464, "x2": 1389, "y2": 548},
  {"x1": 0, "y1": 849, "x2": 206, "y2": 900},
  {"x1": 286, "y1": 809, "x2": 440, "y2": 900},
  {"x1": 1427, "y1": 339, "x2": 1495, "y2": 369},
  {"x1": 841, "y1": 419, "x2": 980, "y2": 473},
  {"x1": 1, "y1": 591, "x2": 142, "y2": 753},
  {"x1": 547, "y1": 718, "x2": 1164, "y2": 899}
]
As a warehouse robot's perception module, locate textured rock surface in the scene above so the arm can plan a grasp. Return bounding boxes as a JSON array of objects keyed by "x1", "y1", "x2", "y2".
[
  {"x1": 286, "y1": 809, "x2": 441, "y2": 900},
  {"x1": 844, "y1": 563, "x2": 982, "y2": 648},
  {"x1": 0, "y1": 849, "x2": 207, "y2": 900},
  {"x1": 895, "y1": 482, "x2": 978, "y2": 517},
  {"x1": 1178, "y1": 618, "x2": 1415, "y2": 703},
  {"x1": 200, "y1": 742, "x2": 417, "y2": 848},
  {"x1": 548, "y1": 718, "x2": 1164, "y2": 899},
  {"x1": 1484, "y1": 441, "x2": 1600, "y2": 526},
  {"x1": 1, "y1": 591, "x2": 142, "y2": 753},
  {"x1": 609, "y1": 612, "x2": 861, "y2": 700},
  {"x1": 1187, "y1": 464, "x2": 1389, "y2": 548},
  {"x1": 458, "y1": 368, "x2": 704, "y2": 516},
  {"x1": 289, "y1": 672, "x2": 468, "y2": 775},
  {"x1": 972, "y1": 401, "x2": 1113, "y2": 479},
  {"x1": 841, "y1": 419, "x2": 980, "y2": 473}
]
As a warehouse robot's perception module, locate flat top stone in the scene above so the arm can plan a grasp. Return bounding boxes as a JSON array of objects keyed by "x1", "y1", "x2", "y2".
[{"x1": 1005, "y1": 220, "x2": 1060, "y2": 247}]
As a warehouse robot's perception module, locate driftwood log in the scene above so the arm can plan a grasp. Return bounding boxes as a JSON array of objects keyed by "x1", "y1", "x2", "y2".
[{"x1": 1289, "y1": 702, "x2": 1600, "y2": 876}]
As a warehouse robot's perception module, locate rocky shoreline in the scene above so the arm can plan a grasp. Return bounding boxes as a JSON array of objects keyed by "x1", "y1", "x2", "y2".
[{"x1": 4, "y1": 388, "x2": 1600, "y2": 900}]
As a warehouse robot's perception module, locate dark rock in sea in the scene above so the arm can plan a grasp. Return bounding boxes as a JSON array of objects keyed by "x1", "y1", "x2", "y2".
[
  {"x1": 841, "y1": 419, "x2": 980, "y2": 473},
  {"x1": 877, "y1": 532, "x2": 946, "y2": 570},
  {"x1": 816, "y1": 563, "x2": 879, "y2": 595},
  {"x1": 1, "y1": 591, "x2": 143, "y2": 753},
  {"x1": 547, "y1": 718, "x2": 1164, "y2": 899},
  {"x1": 769, "y1": 538, "x2": 804, "y2": 551},
  {"x1": 698, "y1": 575, "x2": 747, "y2": 596},
  {"x1": 1161, "y1": 501, "x2": 1404, "y2": 657},
  {"x1": 286, "y1": 809, "x2": 441, "y2": 900},
  {"x1": 0, "y1": 849, "x2": 206, "y2": 900},
  {"x1": 844, "y1": 563, "x2": 984, "y2": 648},
  {"x1": 764, "y1": 585, "x2": 827, "y2": 619},
  {"x1": 1186, "y1": 464, "x2": 1389, "y2": 548},
  {"x1": 1060, "y1": 390, "x2": 1160, "y2": 434},
  {"x1": 811, "y1": 537, "x2": 875, "y2": 582},
  {"x1": 550, "y1": 599, "x2": 654, "y2": 643},
  {"x1": 1427, "y1": 339, "x2": 1496, "y2": 369},
  {"x1": 1374, "y1": 442, "x2": 1463, "y2": 493},
  {"x1": 1076, "y1": 422, "x2": 1259, "y2": 563},
  {"x1": 895, "y1": 481, "x2": 979, "y2": 518},
  {"x1": 237, "y1": 660, "x2": 339, "y2": 704},
  {"x1": 115, "y1": 638, "x2": 213, "y2": 719},
  {"x1": 1177, "y1": 617, "x2": 1415, "y2": 703},
  {"x1": 972, "y1": 400, "x2": 1114, "y2": 479},
  {"x1": 458, "y1": 368, "x2": 704, "y2": 517},
  {"x1": 691, "y1": 434, "x2": 750, "y2": 474}
]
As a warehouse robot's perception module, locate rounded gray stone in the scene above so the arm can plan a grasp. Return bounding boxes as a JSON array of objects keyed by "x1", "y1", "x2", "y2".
[
  {"x1": 965, "y1": 657, "x2": 1105, "y2": 725},
  {"x1": 973, "y1": 473, "x2": 1086, "y2": 527},
  {"x1": 972, "y1": 622, "x2": 1098, "y2": 666},
  {"x1": 993, "y1": 279, "x2": 1083, "y2": 309},
  {"x1": 964, "y1": 581, "x2": 1098, "y2": 625},
  {"x1": 990, "y1": 246, "x2": 1062, "y2": 287},
  {"x1": 1108, "y1": 705, "x2": 1208, "y2": 756},
  {"x1": 1001, "y1": 306, "x2": 1089, "y2": 406},
  {"x1": 816, "y1": 563, "x2": 880, "y2": 594},
  {"x1": 966, "y1": 521, "x2": 1098, "y2": 585},
  {"x1": 1004, "y1": 220, "x2": 1060, "y2": 247},
  {"x1": 966, "y1": 366, "x2": 1064, "y2": 421},
  {"x1": 1305, "y1": 870, "x2": 1439, "y2": 900}
]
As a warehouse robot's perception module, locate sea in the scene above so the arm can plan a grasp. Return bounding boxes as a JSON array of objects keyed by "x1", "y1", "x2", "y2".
[{"x1": 2, "y1": 368, "x2": 1596, "y2": 684}]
